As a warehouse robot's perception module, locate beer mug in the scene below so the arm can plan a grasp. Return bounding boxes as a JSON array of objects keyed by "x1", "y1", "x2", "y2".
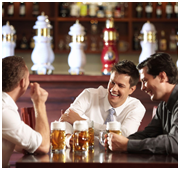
[
  {"x1": 51, "y1": 121, "x2": 66, "y2": 152},
  {"x1": 99, "y1": 121, "x2": 121, "y2": 150},
  {"x1": 87, "y1": 120, "x2": 94, "y2": 150},
  {"x1": 73, "y1": 120, "x2": 89, "y2": 153}
]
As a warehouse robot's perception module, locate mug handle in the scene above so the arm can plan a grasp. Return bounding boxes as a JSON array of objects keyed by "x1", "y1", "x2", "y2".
[{"x1": 99, "y1": 131, "x2": 107, "y2": 147}]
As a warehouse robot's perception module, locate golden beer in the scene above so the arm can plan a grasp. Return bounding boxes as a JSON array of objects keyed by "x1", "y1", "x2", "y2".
[
  {"x1": 74, "y1": 130, "x2": 89, "y2": 152},
  {"x1": 51, "y1": 129, "x2": 66, "y2": 151},
  {"x1": 88, "y1": 127, "x2": 94, "y2": 149}
]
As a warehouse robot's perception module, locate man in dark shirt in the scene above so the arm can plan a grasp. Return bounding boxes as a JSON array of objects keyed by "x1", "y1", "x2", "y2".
[{"x1": 105, "y1": 52, "x2": 178, "y2": 155}]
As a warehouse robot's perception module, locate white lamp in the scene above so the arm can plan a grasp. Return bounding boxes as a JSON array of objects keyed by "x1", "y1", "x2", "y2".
[
  {"x1": 2, "y1": 21, "x2": 16, "y2": 58},
  {"x1": 31, "y1": 12, "x2": 54, "y2": 74},
  {"x1": 68, "y1": 20, "x2": 86, "y2": 75},
  {"x1": 139, "y1": 21, "x2": 157, "y2": 63}
]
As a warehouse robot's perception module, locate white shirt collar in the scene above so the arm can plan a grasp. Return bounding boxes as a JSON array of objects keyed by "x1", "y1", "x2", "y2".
[
  {"x1": 2, "y1": 92, "x2": 18, "y2": 111},
  {"x1": 104, "y1": 94, "x2": 129, "y2": 116}
]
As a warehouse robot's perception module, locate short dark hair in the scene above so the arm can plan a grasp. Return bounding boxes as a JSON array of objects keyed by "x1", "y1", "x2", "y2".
[
  {"x1": 2, "y1": 56, "x2": 27, "y2": 92},
  {"x1": 137, "y1": 52, "x2": 178, "y2": 85},
  {"x1": 111, "y1": 60, "x2": 140, "y2": 87}
]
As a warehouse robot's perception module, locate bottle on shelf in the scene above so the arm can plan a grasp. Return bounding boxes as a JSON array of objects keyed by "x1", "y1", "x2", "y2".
[
  {"x1": 20, "y1": 34, "x2": 29, "y2": 49},
  {"x1": 70, "y1": 2, "x2": 80, "y2": 17},
  {"x1": 105, "y1": 2, "x2": 113, "y2": 18},
  {"x1": 136, "y1": 2, "x2": 143, "y2": 18},
  {"x1": 8, "y1": 2, "x2": 14, "y2": 17},
  {"x1": 19, "y1": 2, "x2": 26, "y2": 17},
  {"x1": 114, "y1": 2, "x2": 121, "y2": 18},
  {"x1": 80, "y1": 2, "x2": 88, "y2": 17},
  {"x1": 156, "y1": 2, "x2": 162, "y2": 18},
  {"x1": 2, "y1": 2, "x2": 4, "y2": 17},
  {"x1": 159, "y1": 30, "x2": 167, "y2": 51},
  {"x1": 169, "y1": 28, "x2": 177, "y2": 51},
  {"x1": 97, "y1": 5, "x2": 105, "y2": 18},
  {"x1": 133, "y1": 28, "x2": 140, "y2": 51},
  {"x1": 89, "y1": 3, "x2": 97, "y2": 18},
  {"x1": 32, "y1": 2, "x2": 39, "y2": 17},
  {"x1": 145, "y1": 2, "x2": 153, "y2": 18},
  {"x1": 166, "y1": 2, "x2": 173, "y2": 19},
  {"x1": 59, "y1": 2, "x2": 70, "y2": 17},
  {"x1": 174, "y1": 2, "x2": 178, "y2": 18}
]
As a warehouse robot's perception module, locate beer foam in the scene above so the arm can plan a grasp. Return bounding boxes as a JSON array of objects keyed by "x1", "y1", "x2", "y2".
[
  {"x1": 73, "y1": 120, "x2": 88, "y2": 131},
  {"x1": 51, "y1": 120, "x2": 65, "y2": 130},
  {"x1": 106, "y1": 121, "x2": 121, "y2": 131}
]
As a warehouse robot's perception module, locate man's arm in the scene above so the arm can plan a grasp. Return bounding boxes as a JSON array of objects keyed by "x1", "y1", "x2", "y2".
[{"x1": 30, "y1": 83, "x2": 50, "y2": 154}]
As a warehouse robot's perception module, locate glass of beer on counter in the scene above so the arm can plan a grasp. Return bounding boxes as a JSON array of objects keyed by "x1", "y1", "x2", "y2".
[
  {"x1": 73, "y1": 120, "x2": 89, "y2": 154},
  {"x1": 51, "y1": 121, "x2": 66, "y2": 152},
  {"x1": 87, "y1": 120, "x2": 94, "y2": 150}
]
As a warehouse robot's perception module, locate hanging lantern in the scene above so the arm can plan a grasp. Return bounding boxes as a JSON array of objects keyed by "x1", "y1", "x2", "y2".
[
  {"x1": 101, "y1": 18, "x2": 119, "y2": 75},
  {"x1": 138, "y1": 21, "x2": 157, "y2": 63},
  {"x1": 68, "y1": 20, "x2": 86, "y2": 75},
  {"x1": 2, "y1": 21, "x2": 16, "y2": 58},
  {"x1": 31, "y1": 12, "x2": 54, "y2": 75}
]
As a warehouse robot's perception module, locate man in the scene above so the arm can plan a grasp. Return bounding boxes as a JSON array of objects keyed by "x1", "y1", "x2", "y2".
[
  {"x1": 2, "y1": 56, "x2": 50, "y2": 168},
  {"x1": 105, "y1": 53, "x2": 178, "y2": 155},
  {"x1": 60, "y1": 60, "x2": 146, "y2": 147}
]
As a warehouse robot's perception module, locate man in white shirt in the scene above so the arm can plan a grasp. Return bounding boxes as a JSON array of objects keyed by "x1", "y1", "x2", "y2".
[
  {"x1": 2, "y1": 56, "x2": 50, "y2": 168},
  {"x1": 59, "y1": 60, "x2": 146, "y2": 147}
]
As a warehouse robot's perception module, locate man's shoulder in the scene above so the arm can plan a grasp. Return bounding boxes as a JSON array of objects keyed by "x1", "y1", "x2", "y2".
[{"x1": 83, "y1": 86, "x2": 107, "y2": 97}]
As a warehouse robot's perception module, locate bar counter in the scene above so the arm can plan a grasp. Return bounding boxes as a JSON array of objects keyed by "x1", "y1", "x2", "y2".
[{"x1": 16, "y1": 137, "x2": 177, "y2": 168}]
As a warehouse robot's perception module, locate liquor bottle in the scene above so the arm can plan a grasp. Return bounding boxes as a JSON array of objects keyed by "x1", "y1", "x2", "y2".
[
  {"x1": 133, "y1": 28, "x2": 140, "y2": 50},
  {"x1": 174, "y1": 2, "x2": 178, "y2": 18},
  {"x1": 70, "y1": 2, "x2": 80, "y2": 17},
  {"x1": 32, "y1": 2, "x2": 39, "y2": 17},
  {"x1": 19, "y1": 2, "x2": 26, "y2": 17},
  {"x1": 145, "y1": 2, "x2": 153, "y2": 18},
  {"x1": 59, "y1": 2, "x2": 70, "y2": 17},
  {"x1": 156, "y1": 2, "x2": 162, "y2": 18},
  {"x1": 159, "y1": 30, "x2": 167, "y2": 51},
  {"x1": 169, "y1": 28, "x2": 177, "y2": 51},
  {"x1": 89, "y1": 3, "x2": 97, "y2": 17},
  {"x1": 80, "y1": 2, "x2": 88, "y2": 17},
  {"x1": 136, "y1": 2, "x2": 143, "y2": 18},
  {"x1": 2, "y1": 2, "x2": 4, "y2": 17},
  {"x1": 8, "y1": 2, "x2": 14, "y2": 16},
  {"x1": 105, "y1": 3, "x2": 113, "y2": 18},
  {"x1": 97, "y1": 5, "x2": 105, "y2": 18},
  {"x1": 114, "y1": 2, "x2": 121, "y2": 18},
  {"x1": 20, "y1": 34, "x2": 29, "y2": 49},
  {"x1": 166, "y1": 2, "x2": 173, "y2": 19}
]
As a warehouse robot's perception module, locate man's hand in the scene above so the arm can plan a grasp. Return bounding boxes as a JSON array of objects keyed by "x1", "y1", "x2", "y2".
[
  {"x1": 59, "y1": 109, "x2": 85, "y2": 125},
  {"x1": 30, "y1": 82, "x2": 48, "y2": 107},
  {"x1": 66, "y1": 134, "x2": 74, "y2": 148},
  {"x1": 105, "y1": 132, "x2": 129, "y2": 152}
]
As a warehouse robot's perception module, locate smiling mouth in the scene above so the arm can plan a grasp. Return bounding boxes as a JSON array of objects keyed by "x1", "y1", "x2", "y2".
[{"x1": 110, "y1": 92, "x2": 119, "y2": 97}]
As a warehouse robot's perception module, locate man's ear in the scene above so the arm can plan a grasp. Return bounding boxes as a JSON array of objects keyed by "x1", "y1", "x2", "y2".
[
  {"x1": 19, "y1": 78, "x2": 25, "y2": 88},
  {"x1": 129, "y1": 85, "x2": 136, "y2": 95},
  {"x1": 159, "y1": 71, "x2": 168, "y2": 82}
]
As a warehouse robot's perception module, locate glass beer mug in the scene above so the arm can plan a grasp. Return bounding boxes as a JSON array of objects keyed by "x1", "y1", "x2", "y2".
[
  {"x1": 99, "y1": 121, "x2": 121, "y2": 150},
  {"x1": 51, "y1": 121, "x2": 66, "y2": 152},
  {"x1": 87, "y1": 120, "x2": 94, "y2": 150},
  {"x1": 73, "y1": 120, "x2": 89, "y2": 153}
]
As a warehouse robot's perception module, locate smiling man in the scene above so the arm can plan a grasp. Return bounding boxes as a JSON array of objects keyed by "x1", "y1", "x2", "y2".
[
  {"x1": 105, "y1": 53, "x2": 178, "y2": 155},
  {"x1": 59, "y1": 60, "x2": 145, "y2": 147}
]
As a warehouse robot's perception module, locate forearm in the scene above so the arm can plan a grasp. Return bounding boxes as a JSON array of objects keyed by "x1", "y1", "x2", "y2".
[
  {"x1": 127, "y1": 134, "x2": 178, "y2": 155},
  {"x1": 34, "y1": 103, "x2": 50, "y2": 153}
]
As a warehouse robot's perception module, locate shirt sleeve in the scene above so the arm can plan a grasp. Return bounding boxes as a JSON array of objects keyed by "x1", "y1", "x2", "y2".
[
  {"x1": 127, "y1": 104, "x2": 178, "y2": 155},
  {"x1": 120, "y1": 100, "x2": 146, "y2": 137},
  {"x1": 2, "y1": 107, "x2": 42, "y2": 153}
]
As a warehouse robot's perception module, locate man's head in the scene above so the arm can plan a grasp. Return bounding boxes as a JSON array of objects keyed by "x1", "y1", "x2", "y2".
[
  {"x1": 2, "y1": 56, "x2": 29, "y2": 94},
  {"x1": 107, "y1": 60, "x2": 139, "y2": 108},
  {"x1": 137, "y1": 52, "x2": 178, "y2": 101}
]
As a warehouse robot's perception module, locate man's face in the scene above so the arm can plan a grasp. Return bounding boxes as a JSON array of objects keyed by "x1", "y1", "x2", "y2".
[
  {"x1": 140, "y1": 66, "x2": 163, "y2": 101},
  {"x1": 107, "y1": 71, "x2": 135, "y2": 108}
]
